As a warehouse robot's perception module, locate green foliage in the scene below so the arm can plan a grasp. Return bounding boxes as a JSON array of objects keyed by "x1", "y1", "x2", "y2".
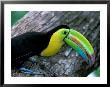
[
  {"x1": 95, "y1": 67, "x2": 100, "y2": 77},
  {"x1": 11, "y1": 11, "x2": 28, "y2": 26}
]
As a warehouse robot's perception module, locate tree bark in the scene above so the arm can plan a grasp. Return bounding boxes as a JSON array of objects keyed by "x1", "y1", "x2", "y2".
[{"x1": 11, "y1": 11, "x2": 100, "y2": 77}]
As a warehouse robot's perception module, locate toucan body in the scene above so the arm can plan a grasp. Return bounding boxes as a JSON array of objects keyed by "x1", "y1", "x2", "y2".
[
  {"x1": 11, "y1": 25, "x2": 70, "y2": 69},
  {"x1": 11, "y1": 25, "x2": 95, "y2": 70}
]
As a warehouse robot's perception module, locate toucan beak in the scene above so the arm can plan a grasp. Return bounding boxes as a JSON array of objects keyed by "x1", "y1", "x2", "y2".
[{"x1": 64, "y1": 29, "x2": 95, "y2": 66}]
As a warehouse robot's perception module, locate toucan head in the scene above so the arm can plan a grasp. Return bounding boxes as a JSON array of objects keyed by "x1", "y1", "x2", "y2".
[
  {"x1": 56, "y1": 27, "x2": 95, "y2": 66},
  {"x1": 44, "y1": 25, "x2": 95, "y2": 66},
  {"x1": 55, "y1": 29, "x2": 69, "y2": 41}
]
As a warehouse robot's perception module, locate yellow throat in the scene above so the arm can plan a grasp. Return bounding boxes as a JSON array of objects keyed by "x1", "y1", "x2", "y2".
[{"x1": 40, "y1": 31, "x2": 64, "y2": 57}]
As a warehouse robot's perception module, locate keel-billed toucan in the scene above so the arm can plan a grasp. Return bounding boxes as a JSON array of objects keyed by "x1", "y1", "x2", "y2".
[{"x1": 11, "y1": 25, "x2": 95, "y2": 70}]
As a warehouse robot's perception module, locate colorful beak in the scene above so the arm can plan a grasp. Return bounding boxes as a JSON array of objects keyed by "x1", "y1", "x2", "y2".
[{"x1": 64, "y1": 29, "x2": 95, "y2": 66}]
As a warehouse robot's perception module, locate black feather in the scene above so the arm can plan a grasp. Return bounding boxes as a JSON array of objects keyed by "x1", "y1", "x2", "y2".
[{"x1": 11, "y1": 25, "x2": 70, "y2": 69}]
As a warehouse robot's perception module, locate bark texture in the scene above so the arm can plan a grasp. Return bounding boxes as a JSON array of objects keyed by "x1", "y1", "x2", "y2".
[{"x1": 11, "y1": 11, "x2": 100, "y2": 77}]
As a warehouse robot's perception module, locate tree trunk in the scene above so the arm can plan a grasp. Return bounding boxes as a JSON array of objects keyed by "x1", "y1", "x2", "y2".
[{"x1": 11, "y1": 11, "x2": 100, "y2": 77}]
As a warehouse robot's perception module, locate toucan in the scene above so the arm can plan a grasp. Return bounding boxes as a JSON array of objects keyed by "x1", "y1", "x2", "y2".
[{"x1": 11, "y1": 25, "x2": 95, "y2": 71}]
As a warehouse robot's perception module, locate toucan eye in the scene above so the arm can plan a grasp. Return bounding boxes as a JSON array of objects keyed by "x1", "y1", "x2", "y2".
[{"x1": 63, "y1": 31, "x2": 67, "y2": 35}]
